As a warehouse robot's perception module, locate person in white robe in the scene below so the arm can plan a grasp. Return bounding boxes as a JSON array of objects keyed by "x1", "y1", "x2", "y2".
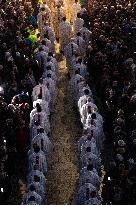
[
  {"x1": 40, "y1": 2, "x2": 51, "y2": 24},
  {"x1": 31, "y1": 128, "x2": 52, "y2": 156},
  {"x1": 27, "y1": 168, "x2": 46, "y2": 188},
  {"x1": 39, "y1": 42, "x2": 49, "y2": 54},
  {"x1": 73, "y1": 13, "x2": 84, "y2": 36},
  {"x1": 80, "y1": 97, "x2": 98, "y2": 124},
  {"x1": 80, "y1": 146, "x2": 100, "y2": 171},
  {"x1": 28, "y1": 145, "x2": 47, "y2": 173},
  {"x1": 37, "y1": 6, "x2": 51, "y2": 32},
  {"x1": 74, "y1": 57, "x2": 87, "y2": 78},
  {"x1": 71, "y1": 53, "x2": 80, "y2": 69},
  {"x1": 80, "y1": 132, "x2": 99, "y2": 157},
  {"x1": 77, "y1": 78, "x2": 86, "y2": 101},
  {"x1": 43, "y1": 66, "x2": 57, "y2": 83},
  {"x1": 73, "y1": 32, "x2": 85, "y2": 56},
  {"x1": 27, "y1": 180, "x2": 45, "y2": 198},
  {"x1": 80, "y1": 164, "x2": 100, "y2": 188},
  {"x1": 69, "y1": 70, "x2": 85, "y2": 99},
  {"x1": 59, "y1": 17, "x2": 71, "y2": 52},
  {"x1": 85, "y1": 196, "x2": 101, "y2": 205},
  {"x1": 78, "y1": 87, "x2": 92, "y2": 112},
  {"x1": 33, "y1": 94, "x2": 50, "y2": 116},
  {"x1": 41, "y1": 22, "x2": 55, "y2": 52},
  {"x1": 77, "y1": 183, "x2": 97, "y2": 205},
  {"x1": 78, "y1": 129, "x2": 89, "y2": 154},
  {"x1": 85, "y1": 123, "x2": 104, "y2": 153},
  {"x1": 45, "y1": 58, "x2": 56, "y2": 73},
  {"x1": 30, "y1": 106, "x2": 50, "y2": 134},
  {"x1": 35, "y1": 47, "x2": 48, "y2": 69},
  {"x1": 71, "y1": 0, "x2": 81, "y2": 24},
  {"x1": 48, "y1": 52, "x2": 59, "y2": 74},
  {"x1": 23, "y1": 185, "x2": 42, "y2": 205},
  {"x1": 64, "y1": 41, "x2": 79, "y2": 75},
  {"x1": 43, "y1": 74, "x2": 56, "y2": 109},
  {"x1": 80, "y1": 26, "x2": 92, "y2": 47},
  {"x1": 32, "y1": 79, "x2": 51, "y2": 103},
  {"x1": 53, "y1": 4, "x2": 65, "y2": 40},
  {"x1": 86, "y1": 113, "x2": 103, "y2": 135},
  {"x1": 42, "y1": 35, "x2": 52, "y2": 52}
]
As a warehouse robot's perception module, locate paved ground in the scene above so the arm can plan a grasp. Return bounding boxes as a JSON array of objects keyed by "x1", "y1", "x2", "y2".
[{"x1": 46, "y1": 49, "x2": 82, "y2": 205}]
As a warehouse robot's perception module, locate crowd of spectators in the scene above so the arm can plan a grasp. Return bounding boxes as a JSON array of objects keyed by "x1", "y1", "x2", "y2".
[
  {"x1": 0, "y1": 0, "x2": 56, "y2": 204},
  {"x1": 86, "y1": 0, "x2": 136, "y2": 204}
]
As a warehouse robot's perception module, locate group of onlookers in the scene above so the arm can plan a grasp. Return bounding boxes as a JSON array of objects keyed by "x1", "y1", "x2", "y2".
[
  {"x1": 0, "y1": 0, "x2": 58, "y2": 204},
  {"x1": 86, "y1": 0, "x2": 136, "y2": 204}
]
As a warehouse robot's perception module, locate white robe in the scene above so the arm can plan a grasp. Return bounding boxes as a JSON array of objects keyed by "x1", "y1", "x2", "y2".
[
  {"x1": 73, "y1": 36, "x2": 85, "y2": 56},
  {"x1": 80, "y1": 27, "x2": 92, "y2": 46},
  {"x1": 42, "y1": 38, "x2": 52, "y2": 52},
  {"x1": 80, "y1": 152, "x2": 100, "y2": 171},
  {"x1": 33, "y1": 99, "x2": 50, "y2": 116},
  {"x1": 43, "y1": 77, "x2": 56, "y2": 101},
  {"x1": 80, "y1": 102, "x2": 98, "y2": 124},
  {"x1": 74, "y1": 62, "x2": 87, "y2": 78},
  {"x1": 28, "y1": 150, "x2": 47, "y2": 173},
  {"x1": 31, "y1": 132, "x2": 52, "y2": 155},
  {"x1": 43, "y1": 70, "x2": 57, "y2": 83},
  {"x1": 80, "y1": 167, "x2": 100, "y2": 188},
  {"x1": 45, "y1": 61, "x2": 56, "y2": 73},
  {"x1": 80, "y1": 138, "x2": 99, "y2": 157},
  {"x1": 73, "y1": 17, "x2": 84, "y2": 36},
  {"x1": 23, "y1": 191, "x2": 42, "y2": 205},
  {"x1": 71, "y1": 3, "x2": 81, "y2": 23},
  {"x1": 64, "y1": 42, "x2": 79, "y2": 71},
  {"x1": 27, "y1": 170, "x2": 46, "y2": 188},
  {"x1": 35, "y1": 51, "x2": 48, "y2": 68},
  {"x1": 59, "y1": 20, "x2": 71, "y2": 51},
  {"x1": 32, "y1": 84, "x2": 51, "y2": 103},
  {"x1": 30, "y1": 111, "x2": 50, "y2": 134},
  {"x1": 53, "y1": 6, "x2": 65, "y2": 39},
  {"x1": 77, "y1": 183, "x2": 97, "y2": 205},
  {"x1": 41, "y1": 25, "x2": 55, "y2": 47},
  {"x1": 27, "y1": 182, "x2": 45, "y2": 198},
  {"x1": 85, "y1": 197, "x2": 101, "y2": 205}
]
